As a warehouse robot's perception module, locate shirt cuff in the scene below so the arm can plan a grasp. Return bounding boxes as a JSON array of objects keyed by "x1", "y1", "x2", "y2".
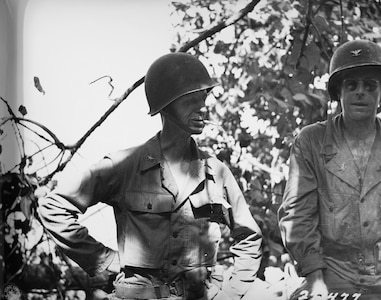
[
  {"x1": 296, "y1": 252, "x2": 326, "y2": 277},
  {"x1": 89, "y1": 248, "x2": 119, "y2": 276},
  {"x1": 105, "y1": 250, "x2": 121, "y2": 273}
]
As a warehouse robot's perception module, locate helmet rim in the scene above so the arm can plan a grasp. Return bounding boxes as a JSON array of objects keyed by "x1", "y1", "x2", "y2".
[
  {"x1": 145, "y1": 52, "x2": 218, "y2": 116},
  {"x1": 147, "y1": 82, "x2": 218, "y2": 116},
  {"x1": 328, "y1": 63, "x2": 381, "y2": 101},
  {"x1": 327, "y1": 39, "x2": 381, "y2": 100}
]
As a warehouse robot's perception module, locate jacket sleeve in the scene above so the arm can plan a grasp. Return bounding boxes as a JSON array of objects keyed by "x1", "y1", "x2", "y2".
[
  {"x1": 278, "y1": 129, "x2": 325, "y2": 277},
  {"x1": 37, "y1": 157, "x2": 120, "y2": 276},
  {"x1": 222, "y1": 167, "x2": 263, "y2": 299}
]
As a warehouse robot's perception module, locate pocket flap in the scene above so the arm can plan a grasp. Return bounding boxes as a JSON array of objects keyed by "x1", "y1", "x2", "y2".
[
  {"x1": 124, "y1": 192, "x2": 174, "y2": 213},
  {"x1": 189, "y1": 192, "x2": 231, "y2": 209}
]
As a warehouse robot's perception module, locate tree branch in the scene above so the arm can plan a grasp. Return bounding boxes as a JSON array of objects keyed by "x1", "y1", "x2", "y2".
[
  {"x1": 1, "y1": 0, "x2": 263, "y2": 183},
  {"x1": 48, "y1": 0, "x2": 263, "y2": 179},
  {"x1": 297, "y1": 0, "x2": 313, "y2": 68},
  {"x1": 339, "y1": 0, "x2": 346, "y2": 43},
  {"x1": 1, "y1": 117, "x2": 66, "y2": 151},
  {"x1": 1, "y1": 97, "x2": 25, "y2": 161},
  {"x1": 177, "y1": 0, "x2": 261, "y2": 52}
]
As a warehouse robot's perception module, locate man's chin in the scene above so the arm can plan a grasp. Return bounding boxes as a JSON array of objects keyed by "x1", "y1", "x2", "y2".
[
  {"x1": 188, "y1": 122, "x2": 205, "y2": 133},
  {"x1": 190, "y1": 127, "x2": 204, "y2": 135}
]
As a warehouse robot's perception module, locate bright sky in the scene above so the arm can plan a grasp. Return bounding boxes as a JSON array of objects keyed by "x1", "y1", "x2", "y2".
[
  {"x1": 23, "y1": 0, "x2": 171, "y2": 164},
  {"x1": 21, "y1": 0, "x2": 174, "y2": 249}
]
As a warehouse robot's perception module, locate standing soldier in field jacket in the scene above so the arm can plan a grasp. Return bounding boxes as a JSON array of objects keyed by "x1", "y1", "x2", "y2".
[
  {"x1": 38, "y1": 52, "x2": 263, "y2": 300},
  {"x1": 279, "y1": 39, "x2": 381, "y2": 300}
]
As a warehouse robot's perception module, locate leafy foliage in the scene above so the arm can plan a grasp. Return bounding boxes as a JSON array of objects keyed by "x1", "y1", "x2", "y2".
[
  {"x1": 2, "y1": 0, "x2": 381, "y2": 297},
  {"x1": 170, "y1": 0, "x2": 381, "y2": 272}
]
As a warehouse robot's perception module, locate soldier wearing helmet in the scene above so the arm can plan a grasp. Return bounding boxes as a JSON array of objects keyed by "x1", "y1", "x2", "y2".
[
  {"x1": 279, "y1": 39, "x2": 381, "y2": 300},
  {"x1": 38, "y1": 52, "x2": 263, "y2": 300}
]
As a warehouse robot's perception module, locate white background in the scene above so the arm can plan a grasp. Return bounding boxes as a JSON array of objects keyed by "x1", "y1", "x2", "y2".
[{"x1": 2, "y1": 0, "x2": 175, "y2": 250}]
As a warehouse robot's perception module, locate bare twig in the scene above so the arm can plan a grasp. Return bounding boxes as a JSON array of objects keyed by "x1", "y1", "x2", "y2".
[
  {"x1": 1, "y1": 97, "x2": 25, "y2": 162},
  {"x1": 310, "y1": 22, "x2": 330, "y2": 61},
  {"x1": 89, "y1": 75, "x2": 115, "y2": 97},
  {"x1": 373, "y1": 0, "x2": 381, "y2": 15},
  {"x1": 18, "y1": 120, "x2": 60, "y2": 146},
  {"x1": 339, "y1": 0, "x2": 345, "y2": 43},
  {"x1": 177, "y1": 0, "x2": 261, "y2": 52},
  {"x1": 297, "y1": 0, "x2": 313, "y2": 68},
  {"x1": 1, "y1": 117, "x2": 67, "y2": 150},
  {"x1": 1, "y1": 114, "x2": 68, "y2": 177},
  {"x1": 32, "y1": 151, "x2": 65, "y2": 175},
  {"x1": 24, "y1": 142, "x2": 55, "y2": 174}
]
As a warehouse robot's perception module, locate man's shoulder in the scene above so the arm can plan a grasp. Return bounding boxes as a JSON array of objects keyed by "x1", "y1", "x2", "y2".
[
  {"x1": 105, "y1": 137, "x2": 156, "y2": 164},
  {"x1": 298, "y1": 119, "x2": 328, "y2": 138},
  {"x1": 197, "y1": 147, "x2": 220, "y2": 163},
  {"x1": 198, "y1": 148, "x2": 230, "y2": 172},
  {"x1": 106, "y1": 145, "x2": 142, "y2": 161}
]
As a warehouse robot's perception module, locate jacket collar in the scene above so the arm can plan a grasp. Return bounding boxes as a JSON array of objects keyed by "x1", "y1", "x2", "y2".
[
  {"x1": 140, "y1": 133, "x2": 163, "y2": 171},
  {"x1": 323, "y1": 114, "x2": 381, "y2": 195},
  {"x1": 140, "y1": 132, "x2": 216, "y2": 205},
  {"x1": 140, "y1": 132, "x2": 213, "y2": 172},
  {"x1": 320, "y1": 113, "x2": 343, "y2": 160}
]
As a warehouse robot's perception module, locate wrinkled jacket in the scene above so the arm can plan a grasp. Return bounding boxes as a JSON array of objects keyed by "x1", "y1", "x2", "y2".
[
  {"x1": 279, "y1": 114, "x2": 381, "y2": 286},
  {"x1": 38, "y1": 133, "x2": 262, "y2": 297}
]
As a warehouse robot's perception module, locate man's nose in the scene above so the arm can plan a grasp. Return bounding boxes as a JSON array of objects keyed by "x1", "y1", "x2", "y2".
[
  {"x1": 195, "y1": 95, "x2": 206, "y2": 110},
  {"x1": 356, "y1": 81, "x2": 366, "y2": 94}
]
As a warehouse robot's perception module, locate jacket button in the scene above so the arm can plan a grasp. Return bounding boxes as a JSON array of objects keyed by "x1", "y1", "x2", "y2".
[
  {"x1": 171, "y1": 260, "x2": 177, "y2": 266},
  {"x1": 363, "y1": 221, "x2": 369, "y2": 227},
  {"x1": 172, "y1": 232, "x2": 178, "y2": 238},
  {"x1": 147, "y1": 203, "x2": 152, "y2": 209}
]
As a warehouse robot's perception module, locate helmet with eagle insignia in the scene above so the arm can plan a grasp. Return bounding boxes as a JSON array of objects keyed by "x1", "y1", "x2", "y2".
[{"x1": 328, "y1": 39, "x2": 381, "y2": 100}]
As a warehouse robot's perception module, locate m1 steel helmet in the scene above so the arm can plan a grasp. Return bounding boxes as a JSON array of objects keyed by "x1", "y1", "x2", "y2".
[
  {"x1": 144, "y1": 52, "x2": 218, "y2": 116},
  {"x1": 328, "y1": 39, "x2": 381, "y2": 100}
]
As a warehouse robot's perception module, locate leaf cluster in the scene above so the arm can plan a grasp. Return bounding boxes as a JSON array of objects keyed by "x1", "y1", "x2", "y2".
[{"x1": 170, "y1": 0, "x2": 381, "y2": 271}]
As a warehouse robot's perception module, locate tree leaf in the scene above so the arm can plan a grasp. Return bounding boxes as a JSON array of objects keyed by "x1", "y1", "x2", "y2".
[
  {"x1": 18, "y1": 105, "x2": 28, "y2": 116},
  {"x1": 314, "y1": 15, "x2": 330, "y2": 32},
  {"x1": 287, "y1": 37, "x2": 303, "y2": 66},
  {"x1": 304, "y1": 42, "x2": 321, "y2": 72},
  {"x1": 293, "y1": 93, "x2": 312, "y2": 105},
  {"x1": 34, "y1": 76, "x2": 46, "y2": 95}
]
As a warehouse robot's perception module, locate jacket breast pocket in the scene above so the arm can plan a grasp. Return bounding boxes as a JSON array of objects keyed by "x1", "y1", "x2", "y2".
[
  {"x1": 318, "y1": 188, "x2": 359, "y2": 243},
  {"x1": 120, "y1": 192, "x2": 174, "y2": 238}
]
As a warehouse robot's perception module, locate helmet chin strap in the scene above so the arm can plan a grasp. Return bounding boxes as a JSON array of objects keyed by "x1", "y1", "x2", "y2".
[{"x1": 160, "y1": 109, "x2": 190, "y2": 134}]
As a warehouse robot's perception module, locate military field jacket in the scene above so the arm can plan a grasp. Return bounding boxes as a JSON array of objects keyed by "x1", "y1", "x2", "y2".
[
  {"x1": 38, "y1": 133, "x2": 262, "y2": 297},
  {"x1": 279, "y1": 114, "x2": 381, "y2": 286}
]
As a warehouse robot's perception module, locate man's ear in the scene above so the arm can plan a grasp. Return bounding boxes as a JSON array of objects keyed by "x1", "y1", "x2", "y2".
[
  {"x1": 336, "y1": 101, "x2": 342, "y2": 114},
  {"x1": 335, "y1": 82, "x2": 342, "y2": 101},
  {"x1": 160, "y1": 106, "x2": 169, "y2": 117}
]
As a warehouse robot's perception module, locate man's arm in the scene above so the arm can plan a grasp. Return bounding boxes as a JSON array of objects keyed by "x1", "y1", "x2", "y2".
[
  {"x1": 222, "y1": 168, "x2": 263, "y2": 299},
  {"x1": 278, "y1": 132, "x2": 325, "y2": 276},
  {"x1": 37, "y1": 158, "x2": 120, "y2": 276},
  {"x1": 278, "y1": 129, "x2": 328, "y2": 299}
]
